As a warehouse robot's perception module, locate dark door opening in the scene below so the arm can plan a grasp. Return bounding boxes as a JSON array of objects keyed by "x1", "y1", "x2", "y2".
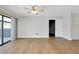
[{"x1": 49, "y1": 20, "x2": 55, "y2": 37}]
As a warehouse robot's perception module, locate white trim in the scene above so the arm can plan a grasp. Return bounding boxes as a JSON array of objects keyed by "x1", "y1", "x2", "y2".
[
  {"x1": 17, "y1": 36, "x2": 49, "y2": 38},
  {"x1": 72, "y1": 39, "x2": 79, "y2": 40},
  {"x1": 72, "y1": 37, "x2": 79, "y2": 40},
  {"x1": 63, "y1": 36, "x2": 72, "y2": 40}
]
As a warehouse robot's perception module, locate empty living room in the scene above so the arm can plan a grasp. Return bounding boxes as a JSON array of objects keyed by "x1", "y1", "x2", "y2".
[{"x1": 0, "y1": 5, "x2": 79, "y2": 54}]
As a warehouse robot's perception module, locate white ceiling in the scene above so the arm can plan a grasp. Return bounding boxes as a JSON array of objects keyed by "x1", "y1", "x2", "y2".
[{"x1": 0, "y1": 5, "x2": 79, "y2": 18}]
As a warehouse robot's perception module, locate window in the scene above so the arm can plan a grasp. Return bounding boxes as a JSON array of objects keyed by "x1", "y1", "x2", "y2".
[
  {"x1": 0, "y1": 15, "x2": 2, "y2": 45},
  {"x1": 0, "y1": 15, "x2": 12, "y2": 45},
  {"x1": 3, "y1": 17, "x2": 12, "y2": 43}
]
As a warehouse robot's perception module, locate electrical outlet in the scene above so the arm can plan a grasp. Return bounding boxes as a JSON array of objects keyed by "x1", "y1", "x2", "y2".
[{"x1": 36, "y1": 33, "x2": 39, "y2": 35}]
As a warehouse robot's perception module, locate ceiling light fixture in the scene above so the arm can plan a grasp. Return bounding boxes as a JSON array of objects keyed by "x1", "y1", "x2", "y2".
[
  {"x1": 24, "y1": 5, "x2": 44, "y2": 15},
  {"x1": 32, "y1": 10, "x2": 37, "y2": 14}
]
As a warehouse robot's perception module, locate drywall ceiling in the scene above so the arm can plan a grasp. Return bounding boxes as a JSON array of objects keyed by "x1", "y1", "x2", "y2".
[{"x1": 0, "y1": 5, "x2": 79, "y2": 18}]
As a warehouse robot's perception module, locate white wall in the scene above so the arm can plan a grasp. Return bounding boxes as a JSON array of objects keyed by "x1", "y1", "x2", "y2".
[
  {"x1": 17, "y1": 16, "x2": 49, "y2": 38},
  {"x1": 71, "y1": 14, "x2": 79, "y2": 40},
  {"x1": 55, "y1": 19, "x2": 63, "y2": 37},
  {"x1": 17, "y1": 16, "x2": 63, "y2": 38},
  {"x1": 63, "y1": 12, "x2": 72, "y2": 40}
]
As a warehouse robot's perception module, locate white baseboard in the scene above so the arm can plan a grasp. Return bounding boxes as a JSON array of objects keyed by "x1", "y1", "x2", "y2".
[
  {"x1": 63, "y1": 36, "x2": 72, "y2": 40},
  {"x1": 72, "y1": 37, "x2": 79, "y2": 40},
  {"x1": 17, "y1": 36, "x2": 49, "y2": 38}
]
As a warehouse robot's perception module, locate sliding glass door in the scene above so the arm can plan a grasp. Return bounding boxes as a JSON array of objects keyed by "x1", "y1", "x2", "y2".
[
  {"x1": 0, "y1": 15, "x2": 12, "y2": 46},
  {"x1": 0, "y1": 15, "x2": 2, "y2": 45},
  {"x1": 3, "y1": 17, "x2": 11, "y2": 43}
]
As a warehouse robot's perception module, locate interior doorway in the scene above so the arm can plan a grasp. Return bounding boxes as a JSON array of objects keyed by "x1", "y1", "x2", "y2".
[{"x1": 49, "y1": 20, "x2": 55, "y2": 37}]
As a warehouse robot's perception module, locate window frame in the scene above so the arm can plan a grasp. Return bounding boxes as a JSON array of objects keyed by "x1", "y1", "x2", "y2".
[{"x1": 0, "y1": 14, "x2": 11, "y2": 46}]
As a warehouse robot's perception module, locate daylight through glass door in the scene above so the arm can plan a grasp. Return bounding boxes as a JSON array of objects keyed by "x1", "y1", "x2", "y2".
[{"x1": 0, "y1": 15, "x2": 12, "y2": 46}]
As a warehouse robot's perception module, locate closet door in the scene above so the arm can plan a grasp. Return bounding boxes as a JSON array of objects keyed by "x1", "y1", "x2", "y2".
[
  {"x1": 0, "y1": 15, "x2": 2, "y2": 45},
  {"x1": 3, "y1": 17, "x2": 12, "y2": 43}
]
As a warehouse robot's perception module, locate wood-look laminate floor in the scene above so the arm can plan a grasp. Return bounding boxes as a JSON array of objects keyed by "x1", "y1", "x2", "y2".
[{"x1": 0, "y1": 37, "x2": 79, "y2": 54}]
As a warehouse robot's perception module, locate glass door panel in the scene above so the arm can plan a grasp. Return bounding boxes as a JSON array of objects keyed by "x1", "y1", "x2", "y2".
[
  {"x1": 3, "y1": 17, "x2": 11, "y2": 43},
  {"x1": 0, "y1": 15, "x2": 2, "y2": 45}
]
